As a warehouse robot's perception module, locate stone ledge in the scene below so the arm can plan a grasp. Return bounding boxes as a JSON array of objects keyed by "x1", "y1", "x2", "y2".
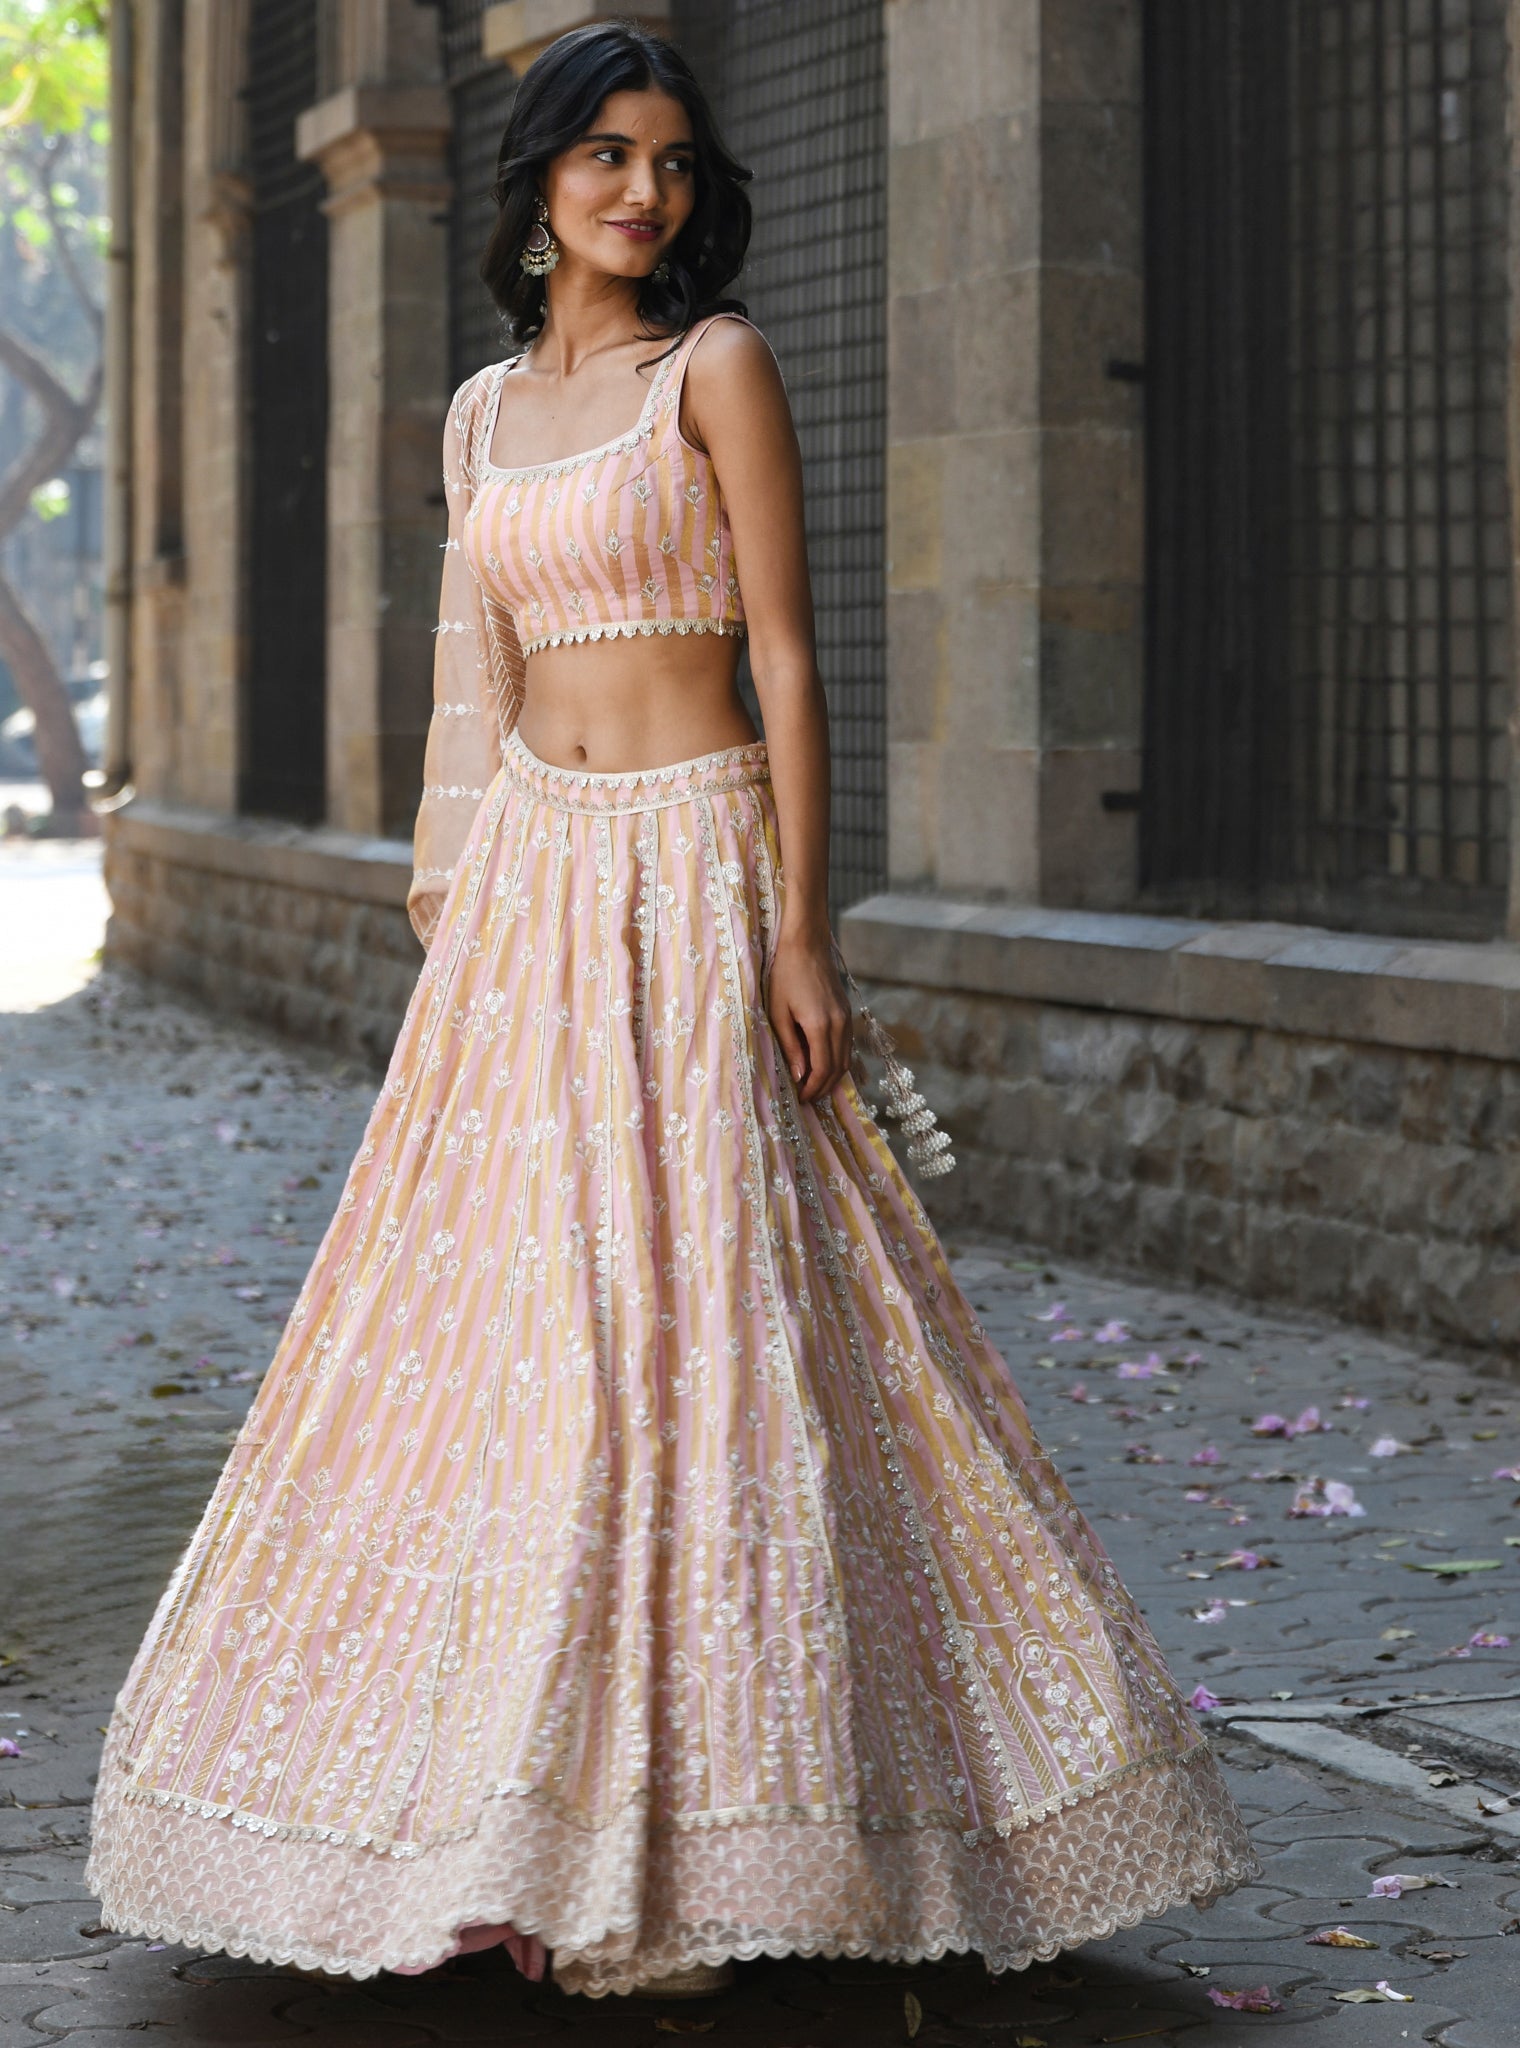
[
  {"x1": 105, "y1": 801, "x2": 416, "y2": 916},
  {"x1": 294, "y1": 85, "x2": 451, "y2": 163},
  {"x1": 838, "y1": 893, "x2": 1520, "y2": 1063}
]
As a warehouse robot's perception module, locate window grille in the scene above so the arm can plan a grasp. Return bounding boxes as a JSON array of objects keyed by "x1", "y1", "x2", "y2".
[
  {"x1": 1141, "y1": 0, "x2": 1512, "y2": 938},
  {"x1": 437, "y1": 1, "x2": 516, "y2": 384},
  {"x1": 240, "y1": 0, "x2": 328, "y2": 823},
  {"x1": 673, "y1": 0, "x2": 888, "y2": 917}
]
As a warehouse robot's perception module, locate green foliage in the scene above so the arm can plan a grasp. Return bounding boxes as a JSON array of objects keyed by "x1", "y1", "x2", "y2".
[
  {"x1": 29, "y1": 475, "x2": 69, "y2": 520},
  {"x1": 0, "y1": 1, "x2": 107, "y2": 136}
]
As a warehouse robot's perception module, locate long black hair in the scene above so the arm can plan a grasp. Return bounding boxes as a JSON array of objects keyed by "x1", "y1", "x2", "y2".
[{"x1": 479, "y1": 22, "x2": 752, "y2": 352}]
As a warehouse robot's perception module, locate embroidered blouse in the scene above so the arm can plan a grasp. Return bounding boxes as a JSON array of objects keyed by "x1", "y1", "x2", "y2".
[{"x1": 407, "y1": 313, "x2": 754, "y2": 948}]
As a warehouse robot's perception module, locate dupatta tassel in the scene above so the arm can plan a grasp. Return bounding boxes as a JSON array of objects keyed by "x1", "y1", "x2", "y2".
[{"x1": 830, "y1": 941, "x2": 957, "y2": 1180}]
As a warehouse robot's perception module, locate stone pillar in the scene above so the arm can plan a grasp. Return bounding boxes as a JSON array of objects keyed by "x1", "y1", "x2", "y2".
[
  {"x1": 884, "y1": 0, "x2": 1144, "y2": 908},
  {"x1": 126, "y1": 0, "x2": 188, "y2": 809},
  {"x1": 174, "y1": 0, "x2": 251, "y2": 816},
  {"x1": 296, "y1": 84, "x2": 453, "y2": 839},
  {"x1": 483, "y1": 0, "x2": 670, "y2": 74},
  {"x1": 1506, "y1": 0, "x2": 1520, "y2": 940}
]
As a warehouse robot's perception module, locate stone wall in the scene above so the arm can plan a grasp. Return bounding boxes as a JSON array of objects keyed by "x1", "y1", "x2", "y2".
[
  {"x1": 843, "y1": 896, "x2": 1520, "y2": 1359},
  {"x1": 103, "y1": 804, "x2": 421, "y2": 1066}
]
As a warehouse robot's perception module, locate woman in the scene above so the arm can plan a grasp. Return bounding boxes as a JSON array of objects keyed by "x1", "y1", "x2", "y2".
[{"x1": 86, "y1": 23, "x2": 1257, "y2": 2001}]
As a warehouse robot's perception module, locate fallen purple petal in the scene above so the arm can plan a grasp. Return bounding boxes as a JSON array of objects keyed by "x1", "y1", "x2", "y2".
[
  {"x1": 1370, "y1": 1873, "x2": 1457, "y2": 1898},
  {"x1": 1207, "y1": 1986, "x2": 1283, "y2": 2014},
  {"x1": 1093, "y1": 1319, "x2": 1130, "y2": 1343},
  {"x1": 0, "y1": 1738, "x2": 21, "y2": 1759},
  {"x1": 1189, "y1": 1684, "x2": 1221, "y2": 1712},
  {"x1": 1252, "y1": 1413, "x2": 1290, "y2": 1436},
  {"x1": 1189, "y1": 1445, "x2": 1221, "y2": 1466},
  {"x1": 1289, "y1": 1476, "x2": 1366, "y2": 1519}
]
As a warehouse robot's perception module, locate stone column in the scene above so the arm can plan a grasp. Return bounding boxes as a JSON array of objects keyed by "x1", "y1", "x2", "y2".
[
  {"x1": 296, "y1": 84, "x2": 453, "y2": 839},
  {"x1": 173, "y1": 0, "x2": 251, "y2": 816},
  {"x1": 482, "y1": 0, "x2": 670, "y2": 74},
  {"x1": 884, "y1": 0, "x2": 1144, "y2": 908},
  {"x1": 126, "y1": 0, "x2": 188, "y2": 810},
  {"x1": 1506, "y1": 0, "x2": 1520, "y2": 940}
]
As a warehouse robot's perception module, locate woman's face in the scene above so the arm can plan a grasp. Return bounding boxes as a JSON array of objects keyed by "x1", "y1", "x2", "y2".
[{"x1": 541, "y1": 87, "x2": 697, "y2": 284}]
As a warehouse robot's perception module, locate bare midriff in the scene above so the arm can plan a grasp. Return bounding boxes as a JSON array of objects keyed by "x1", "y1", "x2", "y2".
[{"x1": 515, "y1": 633, "x2": 760, "y2": 773}]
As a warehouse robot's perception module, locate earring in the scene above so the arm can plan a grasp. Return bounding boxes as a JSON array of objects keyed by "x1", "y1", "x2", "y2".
[
  {"x1": 652, "y1": 258, "x2": 671, "y2": 282},
  {"x1": 520, "y1": 196, "x2": 560, "y2": 276}
]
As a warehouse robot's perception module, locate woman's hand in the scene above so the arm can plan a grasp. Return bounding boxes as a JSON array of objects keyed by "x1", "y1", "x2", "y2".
[{"x1": 766, "y1": 931, "x2": 853, "y2": 1104}]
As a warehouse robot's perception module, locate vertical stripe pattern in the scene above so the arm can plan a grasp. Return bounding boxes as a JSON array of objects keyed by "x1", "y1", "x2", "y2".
[{"x1": 87, "y1": 733, "x2": 1257, "y2": 1988}]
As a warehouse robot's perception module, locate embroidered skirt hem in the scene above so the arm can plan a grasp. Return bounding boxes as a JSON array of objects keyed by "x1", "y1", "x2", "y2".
[{"x1": 86, "y1": 1740, "x2": 1255, "y2": 1992}]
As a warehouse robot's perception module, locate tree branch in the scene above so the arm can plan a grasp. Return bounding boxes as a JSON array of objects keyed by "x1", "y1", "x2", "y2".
[
  {"x1": 0, "y1": 324, "x2": 102, "y2": 537},
  {"x1": 40, "y1": 141, "x2": 104, "y2": 341}
]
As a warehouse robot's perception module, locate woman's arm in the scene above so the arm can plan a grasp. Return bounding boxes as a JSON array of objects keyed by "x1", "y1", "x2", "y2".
[{"x1": 682, "y1": 319, "x2": 851, "y2": 1104}]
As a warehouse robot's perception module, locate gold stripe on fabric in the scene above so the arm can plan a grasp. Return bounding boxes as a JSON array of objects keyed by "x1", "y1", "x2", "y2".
[{"x1": 696, "y1": 794, "x2": 850, "y2": 1671}]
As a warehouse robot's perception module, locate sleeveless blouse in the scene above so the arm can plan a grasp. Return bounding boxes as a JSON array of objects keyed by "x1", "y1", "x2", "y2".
[
  {"x1": 464, "y1": 315, "x2": 748, "y2": 657},
  {"x1": 407, "y1": 313, "x2": 757, "y2": 949}
]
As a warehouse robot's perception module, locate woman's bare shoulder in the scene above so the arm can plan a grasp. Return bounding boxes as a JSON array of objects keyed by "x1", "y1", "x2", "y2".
[{"x1": 683, "y1": 315, "x2": 787, "y2": 424}]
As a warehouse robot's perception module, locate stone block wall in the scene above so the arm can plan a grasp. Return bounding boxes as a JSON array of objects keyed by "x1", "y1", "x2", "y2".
[
  {"x1": 843, "y1": 896, "x2": 1520, "y2": 1360},
  {"x1": 104, "y1": 805, "x2": 422, "y2": 1066}
]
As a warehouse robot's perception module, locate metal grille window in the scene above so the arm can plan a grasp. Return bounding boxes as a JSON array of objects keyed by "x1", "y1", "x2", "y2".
[
  {"x1": 1142, "y1": 0, "x2": 1512, "y2": 938},
  {"x1": 675, "y1": 0, "x2": 888, "y2": 917},
  {"x1": 240, "y1": 0, "x2": 328, "y2": 822},
  {"x1": 437, "y1": 1, "x2": 516, "y2": 385}
]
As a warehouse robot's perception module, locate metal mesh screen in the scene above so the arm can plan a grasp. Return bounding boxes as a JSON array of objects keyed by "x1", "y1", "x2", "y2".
[
  {"x1": 1142, "y1": 0, "x2": 1512, "y2": 938},
  {"x1": 673, "y1": 0, "x2": 888, "y2": 917},
  {"x1": 437, "y1": 1, "x2": 516, "y2": 385},
  {"x1": 240, "y1": 0, "x2": 328, "y2": 822}
]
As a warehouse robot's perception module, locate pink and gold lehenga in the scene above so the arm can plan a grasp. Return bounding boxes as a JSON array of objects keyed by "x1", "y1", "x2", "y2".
[{"x1": 86, "y1": 317, "x2": 1258, "y2": 1994}]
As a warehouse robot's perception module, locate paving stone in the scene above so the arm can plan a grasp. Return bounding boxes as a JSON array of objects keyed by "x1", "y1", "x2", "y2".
[{"x1": 0, "y1": 1905, "x2": 124, "y2": 1965}]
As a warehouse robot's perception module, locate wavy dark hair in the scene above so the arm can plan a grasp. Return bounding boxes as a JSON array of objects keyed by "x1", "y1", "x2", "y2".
[{"x1": 479, "y1": 22, "x2": 752, "y2": 355}]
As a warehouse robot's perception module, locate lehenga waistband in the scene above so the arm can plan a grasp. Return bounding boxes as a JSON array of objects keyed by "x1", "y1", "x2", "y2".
[{"x1": 502, "y1": 724, "x2": 772, "y2": 814}]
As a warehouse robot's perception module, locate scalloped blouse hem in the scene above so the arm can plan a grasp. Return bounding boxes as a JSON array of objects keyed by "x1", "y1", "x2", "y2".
[{"x1": 518, "y1": 616, "x2": 747, "y2": 656}]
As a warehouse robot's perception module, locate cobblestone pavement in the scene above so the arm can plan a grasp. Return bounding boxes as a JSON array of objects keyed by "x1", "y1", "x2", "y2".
[{"x1": 3, "y1": 846, "x2": 1520, "y2": 2045}]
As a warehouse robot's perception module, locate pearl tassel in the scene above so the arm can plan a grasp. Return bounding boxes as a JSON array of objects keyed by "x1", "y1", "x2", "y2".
[{"x1": 830, "y1": 941, "x2": 956, "y2": 1179}]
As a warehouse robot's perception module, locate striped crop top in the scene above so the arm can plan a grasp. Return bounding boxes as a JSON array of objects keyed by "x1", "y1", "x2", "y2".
[{"x1": 460, "y1": 313, "x2": 750, "y2": 658}]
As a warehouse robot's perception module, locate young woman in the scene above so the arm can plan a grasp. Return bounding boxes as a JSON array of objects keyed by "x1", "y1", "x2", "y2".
[{"x1": 86, "y1": 23, "x2": 1257, "y2": 2001}]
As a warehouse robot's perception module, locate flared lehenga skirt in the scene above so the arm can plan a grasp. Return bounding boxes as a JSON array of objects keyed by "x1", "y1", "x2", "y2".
[{"x1": 85, "y1": 726, "x2": 1258, "y2": 1994}]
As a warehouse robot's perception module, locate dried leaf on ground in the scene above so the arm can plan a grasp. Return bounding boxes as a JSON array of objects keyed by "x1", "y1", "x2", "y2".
[
  {"x1": 1403, "y1": 1559, "x2": 1501, "y2": 1576},
  {"x1": 1307, "y1": 1927, "x2": 1379, "y2": 1948}
]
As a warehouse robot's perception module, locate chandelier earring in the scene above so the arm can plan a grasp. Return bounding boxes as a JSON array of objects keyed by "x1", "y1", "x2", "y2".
[{"x1": 520, "y1": 196, "x2": 560, "y2": 276}]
